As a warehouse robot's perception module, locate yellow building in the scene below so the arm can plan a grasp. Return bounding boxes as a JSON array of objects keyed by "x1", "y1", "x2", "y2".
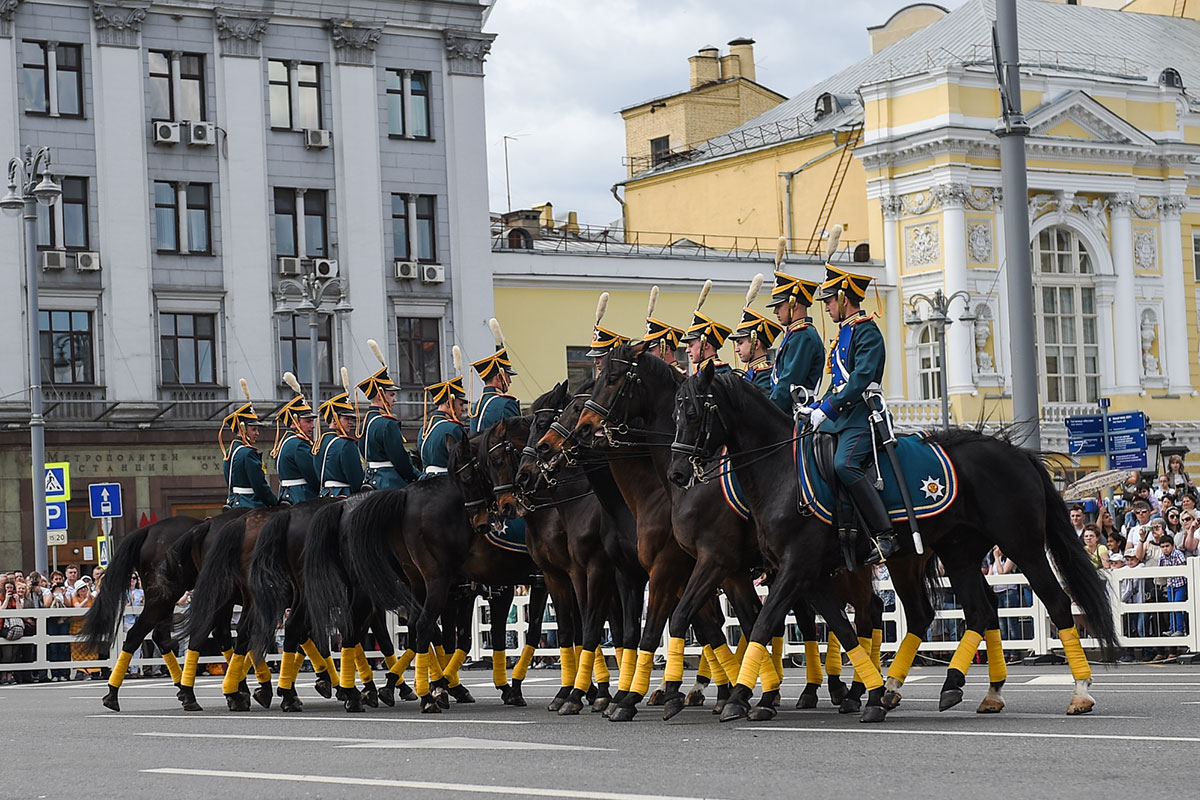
[{"x1": 603, "y1": 0, "x2": 1200, "y2": 461}]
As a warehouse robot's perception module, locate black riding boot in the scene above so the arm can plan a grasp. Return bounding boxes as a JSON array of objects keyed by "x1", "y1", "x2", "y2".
[{"x1": 845, "y1": 476, "x2": 898, "y2": 565}]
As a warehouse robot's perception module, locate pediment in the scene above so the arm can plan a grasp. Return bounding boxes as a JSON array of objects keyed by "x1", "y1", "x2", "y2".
[{"x1": 1026, "y1": 90, "x2": 1156, "y2": 146}]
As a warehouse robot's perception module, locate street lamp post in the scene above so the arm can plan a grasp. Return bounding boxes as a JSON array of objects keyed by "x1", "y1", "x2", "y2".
[
  {"x1": 2, "y1": 146, "x2": 62, "y2": 575},
  {"x1": 273, "y1": 272, "x2": 351, "y2": 403},
  {"x1": 904, "y1": 289, "x2": 974, "y2": 430}
]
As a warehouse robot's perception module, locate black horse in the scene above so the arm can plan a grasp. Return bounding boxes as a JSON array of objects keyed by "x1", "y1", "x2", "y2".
[{"x1": 670, "y1": 364, "x2": 1118, "y2": 719}]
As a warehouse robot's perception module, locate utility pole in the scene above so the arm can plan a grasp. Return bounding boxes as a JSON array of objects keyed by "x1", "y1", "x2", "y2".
[
  {"x1": 993, "y1": 0, "x2": 1040, "y2": 450},
  {"x1": 503, "y1": 135, "x2": 517, "y2": 212}
]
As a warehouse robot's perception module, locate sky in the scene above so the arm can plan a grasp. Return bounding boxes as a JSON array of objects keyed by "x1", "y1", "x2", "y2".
[{"x1": 482, "y1": 0, "x2": 967, "y2": 227}]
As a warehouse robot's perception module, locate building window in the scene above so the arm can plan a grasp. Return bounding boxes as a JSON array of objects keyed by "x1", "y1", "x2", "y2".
[
  {"x1": 296, "y1": 63, "x2": 321, "y2": 129},
  {"x1": 155, "y1": 182, "x2": 211, "y2": 254},
  {"x1": 22, "y1": 41, "x2": 83, "y2": 117},
  {"x1": 160, "y1": 312, "x2": 217, "y2": 386},
  {"x1": 915, "y1": 324, "x2": 941, "y2": 401},
  {"x1": 278, "y1": 315, "x2": 332, "y2": 388},
  {"x1": 396, "y1": 317, "x2": 441, "y2": 387},
  {"x1": 148, "y1": 51, "x2": 206, "y2": 122},
  {"x1": 148, "y1": 51, "x2": 172, "y2": 121},
  {"x1": 268, "y1": 60, "x2": 291, "y2": 129},
  {"x1": 1192, "y1": 232, "x2": 1200, "y2": 281},
  {"x1": 39, "y1": 311, "x2": 94, "y2": 385},
  {"x1": 1032, "y1": 226, "x2": 1099, "y2": 403},
  {"x1": 386, "y1": 70, "x2": 405, "y2": 136},
  {"x1": 650, "y1": 136, "x2": 671, "y2": 166},
  {"x1": 386, "y1": 70, "x2": 432, "y2": 138},
  {"x1": 185, "y1": 184, "x2": 212, "y2": 254},
  {"x1": 275, "y1": 188, "x2": 328, "y2": 258},
  {"x1": 391, "y1": 194, "x2": 437, "y2": 262},
  {"x1": 304, "y1": 190, "x2": 327, "y2": 258},
  {"x1": 268, "y1": 60, "x2": 321, "y2": 130},
  {"x1": 154, "y1": 182, "x2": 178, "y2": 252},
  {"x1": 566, "y1": 346, "x2": 592, "y2": 390},
  {"x1": 37, "y1": 177, "x2": 88, "y2": 250},
  {"x1": 274, "y1": 188, "x2": 297, "y2": 257},
  {"x1": 410, "y1": 72, "x2": 430, "y2": 138}
]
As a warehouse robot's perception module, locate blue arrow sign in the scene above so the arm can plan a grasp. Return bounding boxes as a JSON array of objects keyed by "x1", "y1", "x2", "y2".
[
  {"x1": 46, "y1": 501, "x2": 68, "y2": 531},
  {"x1": 1110, "y1": 451, "x2": 1148, "y2": 470},
  {"x1": 1069, "y1": 430, "x2": 1148, "y2": 457},
  {"x1": 88, "y1": 483, "x2": 122, "y2": 519},
  {"x1": 1066, "y1": 412, "x2": 1146, "y2": 438}
]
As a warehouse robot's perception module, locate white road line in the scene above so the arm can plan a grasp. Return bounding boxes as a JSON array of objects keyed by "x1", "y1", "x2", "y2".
[
  {"x1": 142, "y1": 768, "x2": 731, "y2": 800},
  {"x1": 90, "y1": 713, "x2": 534, "y2": 725},
  {"x1": 741, "y1": 726, "x2": 1200, "y2": 744},
  {"x1": 136, "y1": 732, "x2": 609, "y2": 751}
]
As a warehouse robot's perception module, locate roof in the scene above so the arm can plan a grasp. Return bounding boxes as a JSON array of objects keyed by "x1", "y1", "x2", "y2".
[
  {"x1": 626, "y1": 0, "x2": 1200, "y2": 180},
  {"x1": 619, "y1": 76, "x2": 786, "y2": 115}
]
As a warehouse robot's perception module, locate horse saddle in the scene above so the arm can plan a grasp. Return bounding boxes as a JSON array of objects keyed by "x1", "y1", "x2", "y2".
[
  {"x1": 796, "y1": 431, "x2": 957, "y2": 526},
  {"x1": 484, "y1": 518, "x2": 529, "y2": 554}
]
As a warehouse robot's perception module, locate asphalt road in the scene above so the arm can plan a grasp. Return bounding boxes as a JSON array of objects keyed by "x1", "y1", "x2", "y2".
[{"x1": 3, "y1": 663, "x2": 1198, "y2": 799}]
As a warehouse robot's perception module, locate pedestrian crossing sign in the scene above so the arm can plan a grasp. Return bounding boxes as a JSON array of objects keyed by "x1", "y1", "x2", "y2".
[{"x1": 44, "y1": 462, "x2": 70, "y2": 502}]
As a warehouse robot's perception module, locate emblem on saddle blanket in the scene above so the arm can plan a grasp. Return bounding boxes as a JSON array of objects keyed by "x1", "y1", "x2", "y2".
[
  {"x1": 484, "y1": 517, "x2": 529, "y2": 554},
  {"x1": 796, "y1": 434, "x2": 957, "y2": 525}
]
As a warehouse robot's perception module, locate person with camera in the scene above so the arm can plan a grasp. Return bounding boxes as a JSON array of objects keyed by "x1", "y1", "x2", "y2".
[
  {"x1": 46, "y1": 575, "x2": 71, "y2": 681},
  {"x1": 1, "y1": 578, "x2": 23, "y2": 685}
]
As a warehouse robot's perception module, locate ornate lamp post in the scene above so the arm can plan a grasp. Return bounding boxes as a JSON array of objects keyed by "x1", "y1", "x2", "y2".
[
  {"x1": 273, "y1": 271, "x2": 352, "y2": 403},
  {"x1": 2, "y1": 146, "x2": 62, "y2": 574},
  {"x1": 904, "y1": 288, "x2": 974, "y2": 431}
]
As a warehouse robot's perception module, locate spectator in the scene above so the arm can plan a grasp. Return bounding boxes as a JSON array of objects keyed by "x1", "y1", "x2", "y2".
[
  {"x1": 1165, "y1": 454, "x2": 1193, "y2": 495},
  {"x1": 2, "y1": 578, "x2": 23, "y2": 685},
  {"x1": 1097, "y1": 505, "x2": 1118, "y2": 543},
  {"x1": 1181, "y1": 510, "x2": 1200, "y2": 558},
  {"x1": 68, "y1": 579, "x2": 98, "y2": 680},
  {"x1": 1159, "y1": 538, "x2": 1188, "y2": 636},
  {"x1": 1179, "y1": 491, "x2": 1198, "y2": 515},
  {"x1": 988, "y1": 546, "x2": 1029, "y2": 646},
  {"x1": 1069, "y1": 505, "x2": 1087, "y2": 539},
  {"x1": 1164, "y1": 507, "x2": 1184, "y2": 540},
  {"x1": 45, "y1": 578, "x2": 71, "y2": 681},
  {"x1": 1082, "y1": 524, "x2": 1110, "y2": 570},
  {"x1": 1118, "y1": 545, "x2": 1151, "y2": 662},
  {"x1": 1107, "y1": 532, "x2": 1127, "y2": 568},
  {"x1": 1154, "y1": 474, "x2": 1176, "y2": 507},
  {"x1": 1124, "y1": 501, "x2": 1153, "y2": 546}
]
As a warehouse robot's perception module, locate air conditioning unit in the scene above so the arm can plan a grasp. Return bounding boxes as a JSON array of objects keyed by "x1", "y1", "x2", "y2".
[
  {"x1": 312, "y1": 258, "x2": 338, "y2": 278},
  {"x1": 304, "y1": 128, "x2": 332, "y2": 149},
  {"x1": 420, "y1": 264, "x2": 445, "y2": 285},
  {"x1": 394, "y1": 260, "x2": 418, "y2": 280},
  {"x1": 277, "y1": 256, "x2": 302, "y2": 276},
  {"x1": 40, "y1": 250, "x2": 66, "y2": 270},
  {"x1": 188, "y1": 121, "x2": 215, "y2": 146},
  {"x1": 75, "y1": 251, "x2": 101, "y2": 272},
  {"x1": 153, "y1": 121, "x2": 181, "y2": 144}
]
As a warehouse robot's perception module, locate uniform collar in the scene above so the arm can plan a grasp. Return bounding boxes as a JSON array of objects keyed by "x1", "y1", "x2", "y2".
[
  {"x1": 287, "y1": 427, "x2": 312, "y2": 444},
  {"x1": 839, "y1": 309, "x2": 870, "y2": 328},
  {"x1": 787, "y1": 317, "x2": 813, "y2": 332},
  {"x1": 693, "y1": 356, "x2": 727, "y2": 374},
  {"x1": 746, "y1": 356, "x2": 771, "y2": 371}
]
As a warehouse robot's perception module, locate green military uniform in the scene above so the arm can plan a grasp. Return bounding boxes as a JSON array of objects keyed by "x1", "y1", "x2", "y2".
[
  {"x1": 220, "y1": 394, "x2": 277, "y2": 509},
  {"x1": 314, "y1": 392, "x2": 363, "y2": 496},
  {"x1": 356, "y1": 347, "x2": 420, "y2": 490},
  {"x1": 764, "y1": 271, "x2": 825, "y2": 415},
  {"x1": 419, "y1": 375, "x2": 468, "y2": 475},
  {"x1": 272, "y1": 390, "x2": 319, "y2": 505},
  {"x1": 469, "y1": 331, "x2": 521, "y2": 435},
  {"x1": 730, "y1": 304, "x2": 784, "y2": 398}
]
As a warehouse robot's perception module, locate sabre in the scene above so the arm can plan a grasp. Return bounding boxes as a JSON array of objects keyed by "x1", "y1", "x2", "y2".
[{"x1": 864, "y1": 383, "x2": 925, "y2": 556}]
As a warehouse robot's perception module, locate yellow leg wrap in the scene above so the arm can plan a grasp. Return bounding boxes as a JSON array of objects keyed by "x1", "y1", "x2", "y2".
[
  {"x1": 559, "y1": 647, "x2": 577, "y2": 688},
  {"x1": 804, "y1": 640, "x2": 824, "y2": 685},
  {"x1": 354, "y1": 645, "x2": 373, "y2": 684},
  {"x1": 713, "y1": 643, "x2": 741, "y2": 688},
  {"x1": 162, "y1": 651, "x2": 182, "y2": 685},
  {"x1": 573, "y1": 649, "x2": 596, "y2": 693},
  {"x1": 664, "y1": 637, "x2": 686, "y2": 683},
  {"x1": 384, "y1": 652, "x2": 398, "y2": 670},
  {"x1": 614, "y1": 647, "x2": 624, "y2": 670},
  {"x1": 734, "y1": 634, "x2": 748, "y2": 665},
  {"x1": 339, "y1": 648, "x2": 357, "y2": 689},
  {"x1": 734, "y1": 641, "x2": 768, "y2": 690},
  {"x1": 1058, "y1": 626, "x2": 1092, "y2": 681},
  {"x1": 593, "y1": 647, "x2": 610, "y2": 684},
  {"x1": 887, "y1": 632, "x2": 923, "y2": 684},
  {"x1": 254, "y1": 656, "x2": 271, "y2": 684},
  {"x1": 845, "y1": 645, "x2": 883, "y2": 691},
  {"x1": 390, "y1": 648, "x2": 415, "y2": 677},
  {"x1": 985, "y1": 629, "x2": 1008, "y2": 685},
  {"x1": 435, "y1": 644, "x2": 449, "y2": 669},
  {"x1": 277, "y1": 652, "x2": 297, "y2": 691},
  {"x1": 512, "y1": 644, "x2": 536, "y2": 682},
  {"x1": 109, "y1": 651, "x2": 133, "y2": 688},
  {"x1": 948, "y1": 630, "x2": 984, "y2": 676},
  {"x1": 300, "y1": 639, "x2": 326, "y2": 674},
  {"x1": 697, "y1": 647, "x2": 713, "y2": 681},
  {"x1": 826, "y1": 634, "x2": 843, "y2": 676},
  {"x1": 238, "y1": 653, "x2": 254, "y2": 683},
  {"x1": 445, "y1": 649, "x2": 468, "y2": 688},
  {"x1": 850, "y1": 637, "x2": 871, "y2": 684},
  {"x1": 492, "y1": 650, "x2": 508, "y2": 687},
  {"x1": 426, "y1": 646, "x2": 445, "y2": 682},
  {"x1": 182, "y1": 650, "x2": 200, "y2": 688},
  {"x1": 222, "y1": 654, "x2": 247, "y2": 694},
  {"x1": 414, "y1": 650, "x2": 430, "y2": 696},
  {"x1": 770, "y1": 636, "x2": 785, "y2": 685},
  {"x1": 221, "y1": 648, "x2": 235, "y2": 664},
  {"x1": 630, "y1": 650, "x2": 655, "y2": 696},
  {"x1": 617, "y1": 647, "x2": 637, "y2": 693},
  {"x1": 871, "y1": 629, "x2": 883, "y2": 674},
  {"x1": 760, "y1": 647, "x2": 782, "y2": 693}
]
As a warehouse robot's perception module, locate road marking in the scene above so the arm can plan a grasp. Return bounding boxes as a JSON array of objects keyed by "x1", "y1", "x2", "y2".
[
  {"x1": 136, "y1": 732, "x2": 609, "y2": 751},
  {"x1": 142, "y1": 768, "x2": 731, "y2": 800},
  {"x1": 90, "y1": 713, "x2": 535, "y2": 725},
  {"x1": 1021, "y1": 675, "x2": 1076, "y2": 685},
  {"x1": 741, "y1": 726, "x2": 1200, "y2": 744}
]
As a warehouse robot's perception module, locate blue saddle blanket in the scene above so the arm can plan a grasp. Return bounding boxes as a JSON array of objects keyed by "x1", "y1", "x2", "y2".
[
  {"x1": 485, "y1": 518, "x2": 528, "y2": 554},
  {"x1": 796, "y1": 432, "x2": 957, "y2": 525},
  {"x1": 718, "y1": 446, "x2": 751, "y2": 521}
]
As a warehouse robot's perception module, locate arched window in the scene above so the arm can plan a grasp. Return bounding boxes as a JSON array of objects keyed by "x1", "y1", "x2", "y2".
[
  {"x1": 916, "y1": 323, "x2": 941, "y2": 401},
  {"x1": 1031, "y1": 226, "x2": 1099, "y2": 403}
]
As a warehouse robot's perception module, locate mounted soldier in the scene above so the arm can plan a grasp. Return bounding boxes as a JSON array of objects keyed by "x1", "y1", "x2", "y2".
[
  {"x1": 271, "y1": 371, "x2": 320, "y2": 504},
  {"x1": 805, "y1": 258, "x2": 897, "y2": 565},
  {"x1": 221, "y1": 379, "x2": 278, "y2": 509},
  {"x1": 729, "y1": 273, "x2": 784, "y2": 395},
  {"x1": 418, "y1": 346, "x2": 469, "y2": 476},
  {"x1": 680, "y1": 279, "x2": 732, "y2": 375},
  {"x1": 765, "y1": 235, "x2": 824, "y2": 416},
  {"x1": 313, "y1": 368, "x2": 364, "y2": 497},
  {"x1": 470, "y1": 319, "x2": 521, "y2": 434},
  {"x1": 643, "y1": 285, "x2": 685, "y2": 372},
  {"x1": 586, "y1": 291, "x2": 630, "y2": 373},
  {"x1": 357, "y1": 339, "x2": 421, "y2": 490}
]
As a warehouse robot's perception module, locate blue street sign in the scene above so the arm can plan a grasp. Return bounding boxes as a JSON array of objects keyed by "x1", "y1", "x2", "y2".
[
  {"x1": 1098, "y1": 397, "x2": 1111, "y2": 409},
  {"x1": 44, "y1": 463, "x2": 70, "y2": 501},
  {"x1": 88, "y1": 483, "x2": 122, "y2": 519},
  {"x1": 1069, "y1": 430, "x2": 1148, "y2": 457},
  {"x1": 1110, "y1": 451, "x2": 1148, "y2": 470},
  {"x1": 1065, "y1": 411, "x2": 1145, "y2": 438},
  {"x1": 46, "y1": 501, "x2": 68, "y2": 531}
]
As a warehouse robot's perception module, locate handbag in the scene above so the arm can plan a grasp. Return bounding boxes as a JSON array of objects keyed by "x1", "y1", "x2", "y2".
[{"x1": 2, "y1": 616, "x2": 25, "y2": 641}]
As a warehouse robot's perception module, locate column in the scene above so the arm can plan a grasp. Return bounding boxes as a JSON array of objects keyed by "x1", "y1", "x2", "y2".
[
  {"x1": 939, "y1": 183, "x2": 974, "y2": 397},
  {"x1": 401, "y1": 69, "x2": 414, "y2": 139},
  {"x1": 287, "y1": 60, "x2": 300, "y2": 130},
  {"x1": 294, "y1": 188, "x2": 307, "y2": 258},
  {"x1": 169, "y1": 51, "x2": 183, "y2": 121},
  {"x1": 174, "y1": 181, "x2": 189, "y2": 255},
  {"x1": 1109, "y1": 194, "x2": 1142, "y2": 394},
  {"x1": 0, "y1": 13, "x2": 27, "y2": 403},
  {"x1": 1093, "y1": 276, "x2": 1118, "y2": 395},
  {"x1": 405, "y1": 193, "x2": 419, "y2": 261},
  {"x1": 1159, "y1": 196, "x2": 1192, "y2": 394},
  {"x1": 45, "y1": 42, "x2": 59, "y2": 117},
  {"x1": 881, "y1": 195, "x2": 904, "y2": 401}
]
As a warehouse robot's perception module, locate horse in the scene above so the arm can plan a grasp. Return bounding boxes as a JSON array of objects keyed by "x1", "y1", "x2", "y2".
[{"x1": 669, "y1": 364, "x2": 1119, "y2": 719}]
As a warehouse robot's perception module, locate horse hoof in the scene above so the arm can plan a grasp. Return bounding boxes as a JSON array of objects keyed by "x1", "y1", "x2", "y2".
[
  {"x1": 646, "y1": 688, "x2": 666, "y2": 706},
  {"x1": 253, "y1": 684, "x2": 273, "y2": 709},
  {"x1": 860, "y1": 705, "x2": 888, "y2": 723},
  {"x1": 719, "y1": 699, "x2": 750, "y2": 723},
  {"x1": 747, "y1": 703, "x2": 777, "y2": 722},
  {"x1": 796, "y1": 691, "x2": 819, "y2": 710},
  {"x1": 379, "y1": 677, "x2": 396, "y2": 707},
  {"x1": 279, "y1": 689, "x2": 303, "y2": 712},
  {"x1": 939, "y1": 689, "x2": 964, "y2": 712},
  {"x1": 344, "y1": 690, "x2": 365, "y2": 713},
  {"x1": 420, "y1": 695, "x2": 441, "y2": 714},
  {"x1": 314, "y1": 672, "x2": 333, "y2": 699},
  {"x1": 433, "y1": 685, "x2": 450, "y2": 710},
  {"x1": 558, "y1": 699, "x2": 584, "y2": 716},
  {"x1": 881, "y1": 691, "x2": 902, "y2": 710},
  {"x1": 712, "y1": 698, "x2": 727, "y2": 715},
  {"x1": 547, "y1": 697, "x2": 566, "y2": 712},
  {"x1": 607, "y1": 704, "x2": 638, "y2": 722},
  {"x1": 225, "y1": 693, "x2": 251, "y2": 712},
  {"x1": 102, "y1": 690, "x2": 120, "y2": 712},
  {"x1": 585, "y1": 683, "x2": 598, "y2": 705},
  {"x1": 592, "y1": 696, "x2": 610, "y2": 713},
  {"x1": 505, "y1": 690, "x2": 527, "y2": 707},
  {"x1": 238, "y1": 679, "x2": 250, "y2": 696},
  {"x1": 662, "y1": 692, "x2": 686, "y2": 721},
  {"x1": 684, "y1": 688, "x2": 707, "y2": 707},
  {"x1": 976, "y1": 697, "x2": 1005, "y2": 714},
  {"x1": 335, "y1": 687, "x2": 347, "y2": 702},
  {"x1": 183, "y1": 700, "x2": 203, "y2": 712},
  {"x1": 398, "y1": 682, "x2": 418, "y2": 702},
  {"x1": 828, "y1": 678, "x2": 849, "y2": 706},
  {"x1": 362, "y1": 682, "x2": 380, "y2": 708},
  {"x1": 838, "y1": 697, "x2": 862, "y2": 715},
  {"x1": 1067, "y1": 698, "x2": 1094, "y2": 715},
  {"x1": 175, "y1": 684, "x2": 186, "y2": 702},
  {"x1": 449, "y1": 685, "x2": 476, "y2": 704}
]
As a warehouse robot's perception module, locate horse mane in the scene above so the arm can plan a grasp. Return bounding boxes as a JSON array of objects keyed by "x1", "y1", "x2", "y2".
[
  {"x1": 710, "y1": 371, "x2": 791, "y2": 425},
  {"x1": 607, "y1": 342, "x2": 683, "y2": 390}
]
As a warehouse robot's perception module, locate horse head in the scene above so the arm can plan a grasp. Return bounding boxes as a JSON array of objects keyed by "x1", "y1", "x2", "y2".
[
  {"x1": 448, "y1": 431, "x2": 495, "y2": 532},
  {"x1": 667, "y1": 361, "x2": 728, "y2": 489},
  {"x1": 572, "y1": 340, "x2": 654, "y2": 443},
  {"x1": 484, "y1": 417, "x2": 528, "y2": 521},
  {"x1": 519, "y1": 380, "x2": 571, "y2": 491}
]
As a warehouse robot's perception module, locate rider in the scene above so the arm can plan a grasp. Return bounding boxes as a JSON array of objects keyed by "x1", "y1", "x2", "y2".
[
  {"x1": 470, "y1": 319, "x2": 521, "y2": 434},
  {"x1": 765, "y1": 270, "x2": 824, "y2": 416},
  {"x1": 312, "y1": 390, "x2": 364, "y2": 497},
  {"x1": 807, "y1": 265, "x2": 897, "y2": 565},
  {"x1": 271, "y1": 375, "x2": 320, "y2": 504},
  {"x1": 418, "y1": 375, "x2": 469, "y2": 475},
  {"x1": 587, "y1": 291, "x2": 630, "y2": 373},
  {"x1": 221, "y1": 387, "x2": 278, "y2": 509},
  {"x1": 729, "y1": 308, "x2": 784, "y2": 395},
  {"x1": 357, "y1": 344, "x2": 421, "y2": 490},
  {"x1": 681, "y1": 308, "x2": 733, "y2": 376},
  {"x1": 644, "y1": 285, "x2": 685, "y2": 372}
]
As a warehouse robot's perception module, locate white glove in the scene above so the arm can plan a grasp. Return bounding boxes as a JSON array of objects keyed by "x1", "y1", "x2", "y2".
[{"x1": 808, "y1": 408, "x2": 827, "y2": 431}]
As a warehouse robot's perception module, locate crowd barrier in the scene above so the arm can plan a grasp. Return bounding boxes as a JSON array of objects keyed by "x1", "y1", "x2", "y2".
[{"x1": 2, "y1": 561, "x2": 1195, "y2": 674}]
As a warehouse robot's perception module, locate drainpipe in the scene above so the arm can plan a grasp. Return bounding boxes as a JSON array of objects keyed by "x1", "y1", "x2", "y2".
[
  {"x1": 779, "y1": 129, "x2": 853, "y2": 253},
  {"x1": 610, "y1": 182, "x2": 627, "y2": 239}
]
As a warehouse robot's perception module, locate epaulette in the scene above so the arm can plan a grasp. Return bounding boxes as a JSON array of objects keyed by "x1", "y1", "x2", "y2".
[
  {"x1": 844, "y1": 311, "x2": 875, "y2": 327},
  {"x1": 746, "y1": 356, "x2": 771, "y2": 371},
  {"x1": 788, "y1": 318, "x2": 813, "y2": 332}
]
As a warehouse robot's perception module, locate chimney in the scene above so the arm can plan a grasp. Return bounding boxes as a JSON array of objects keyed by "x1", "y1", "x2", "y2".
[
  {"x1": 727, "y1": 38, "x2": 755, "y2": 82},
  {"x1": 533, "y1": 202, "x2": 554, "y2": 229},
  {"x1": 689, "y1": 46, "x2": 720, "y2": 88},
  {"x1": 564, "y1": 211, "x2": 580, "y2": 234}
]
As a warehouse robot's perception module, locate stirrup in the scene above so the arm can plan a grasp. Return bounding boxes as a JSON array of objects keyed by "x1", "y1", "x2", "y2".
[{"x1": 864, "y1": 534, "x2": 898, "y2": 566}]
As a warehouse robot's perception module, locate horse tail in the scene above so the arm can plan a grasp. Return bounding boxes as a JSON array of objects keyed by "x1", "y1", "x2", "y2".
[
  {"x1": 343, "y1": 491, "x2": 414, "y2": 613},
  {"x1": 304, "y1": 501, "x2": 353, "y2": 641},
  {"x1": 1035, "y1": 453, "x2": 1119, "y2": 660},
  {"x1": 184, "y1": 516, "x2": 249, "y2": 647},
  {"x1": 79, "y1": 523, "x2": 149, "y2": 651},
  {"x1": 248, "y1": 508, "x2": 293, "y2": 657}
]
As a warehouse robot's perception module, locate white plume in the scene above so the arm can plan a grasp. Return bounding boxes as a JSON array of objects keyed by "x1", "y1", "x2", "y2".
[
  {"x1": 340, "y1": 366, "x2": 350, "y2": 393},
  {"x1": 283, "y1": 372, "x2": 302, "y2": 394},
  {"x1": 646, "y1": 285, "x2": 659, "y2": 319},
  {"x1": 595, "y1": 292, "x2": 610, "y2": 325},
  {"x1": 452, "y1": 345, "x2": 463, "y2": 375},
  {"x1": 368, "y1": 339, "x2": 387, "y2": 366},
  {"x1": 239, "y1": 378, "x2": 250, "y2": 401},
  {"x1": 696, "y1": 279, "x2": 712, "y2": 311},
  {"x1": 488, "y1": 318, "x2": 505, "y2": 347},
  {"x1": 824, "y1": 224, "x2": 843, "y2": 262},
  {"x1": 775, "y1": 236, "x2": 787, "y2": 267},
  {"x1": 745, "y1": 273, "x2": 764, "y2": 307}
]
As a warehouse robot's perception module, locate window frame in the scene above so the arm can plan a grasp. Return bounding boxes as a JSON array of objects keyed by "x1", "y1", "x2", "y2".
[
  {"x1": 295, "y1": 62, "x2": 322, "y2": 130},
  {"x1": 395, "y1": 316, "x2": 442, "y2": 388},
  {"x1": 1031, "y1": 226, "x2": 1100, "y2": 404},
  {"x1": 303, "y1": 189, "x2": 328, "y2": 259},
  {"x1": 148, "y1": 50, "x2": 174, "y2": 123},
  {"x1": 391, "y1": 193, "x2": 438, "y2": 263},
  {"x1": 22, "y1": 40, "x2": 50, "y2": 116},
  {"x1": 273, "y1": 187, "x2": 298, "y2": 258},
  {"x1": 916, "y1": 323, "x2": 942, "y2": 401},
  {"x1": 415, "y1": 195, "x2": 436, "y2": 263},
  {"x1": 153, "y1": 181, "x2": 179, "y2": 254},
  {"x1": 54, "y1": 43, "x2": 84, "y2": 118},
  {"x1": 177, "y1": 52, "x2": 206, "y2": 123},
  {"x1": 159, "y1": 312, "x2": 218, "y2": 387},
  {"x1": 278, "y1": 314, "x2": 333, "y2": 389},
  {"x1": 650, "y1": 135, "x2": 671, "y2": 167},
  {"x1": 268, "y1": 59, "x2": 292, "y2": 130},
  {"x1": 385, "y1": 69, "x2": 405, "y2": 137},
  {"x1": 60, "y1": 177, "x2": 89, "y2": 250},
  {"x1": 409, "y1": 71, "x2": 431, "y2": 139},
  {"x1": 38, "y1": 310, "x2": 95, "y2": 386},
  {"x1": 184, "y1": 183, "x2": 212, "y2": 255},
  {"x1": 1192, "y1": 232, "x2": 1200, "y2": 282}
]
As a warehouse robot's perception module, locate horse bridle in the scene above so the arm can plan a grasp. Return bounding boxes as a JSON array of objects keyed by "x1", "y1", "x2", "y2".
[
  {"x1": 580, "y1": 356, "x2": 640, "y2": 445},
  {"x1": 455, "y1": 449, "x2": 498, "y2": 516},
  {"x1": 670, "y1": 388, "x2": 720, "y2": 483}
]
